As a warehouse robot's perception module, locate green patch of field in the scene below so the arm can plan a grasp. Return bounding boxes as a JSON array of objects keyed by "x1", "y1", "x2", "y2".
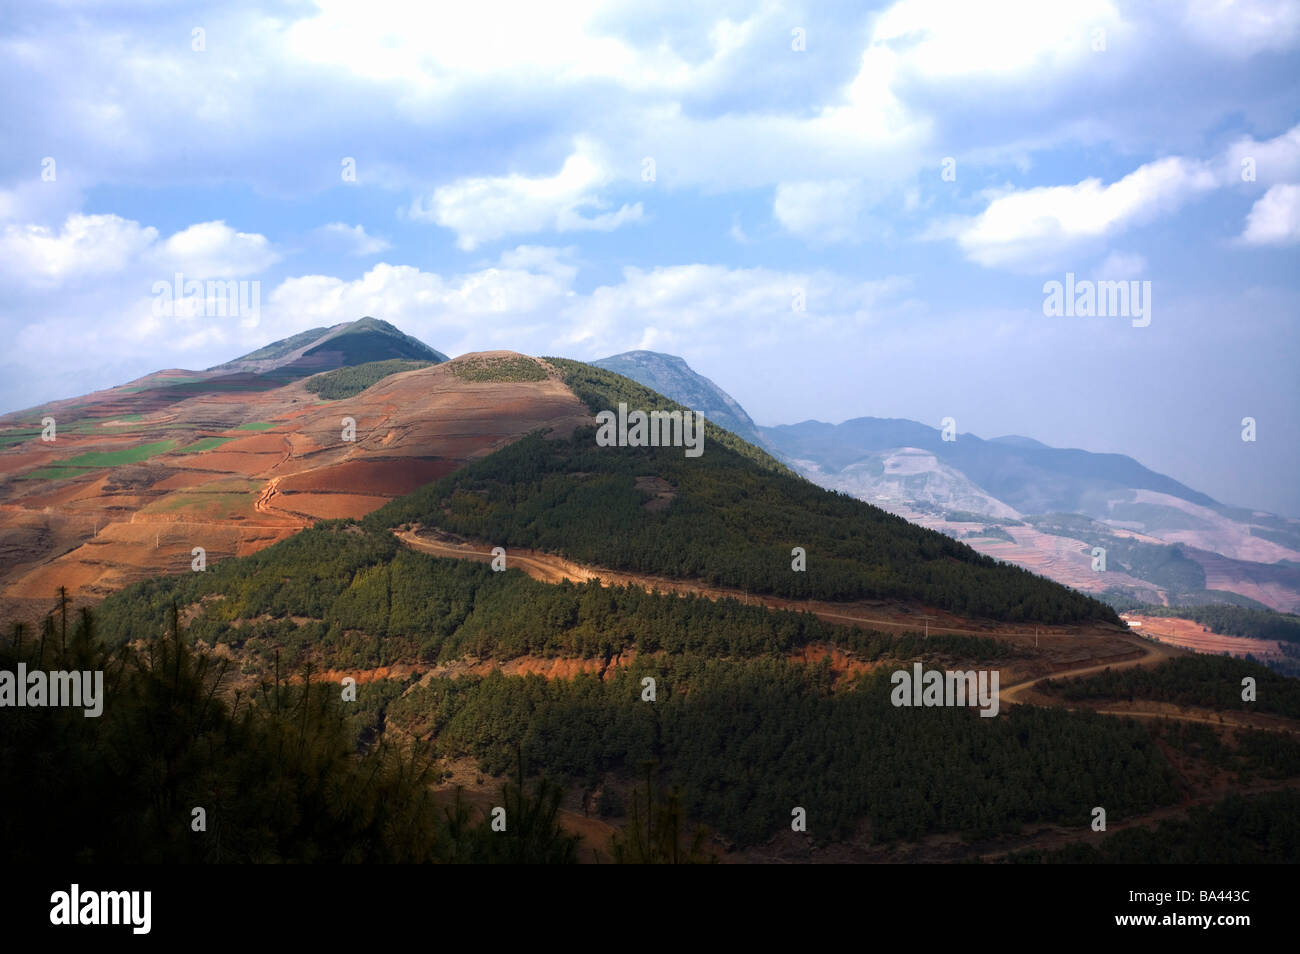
[
  {"x1": 0, "y1": 429, "x2": 43, "y2": 448},
  {"x1": 63, "y1": 439, "x2": 178, "y2": 467},
  {"x1": 235, "y1": 421, "x2": 277, "y2": 432},
  {"x1": 177, "y1": 437, "x2": 234, "y2": 454},
  {"x1": 15, "y1": 439, "x2": 179, "y2": 480}
]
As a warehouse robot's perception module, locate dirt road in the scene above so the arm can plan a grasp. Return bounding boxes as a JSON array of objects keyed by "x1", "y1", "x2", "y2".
[
  {"x1": 394, "y1": 528, "x2": 1300, "y2": 735},
  {"x1": 394, "y1": 528, "x2": 1110, "y2": 639}
]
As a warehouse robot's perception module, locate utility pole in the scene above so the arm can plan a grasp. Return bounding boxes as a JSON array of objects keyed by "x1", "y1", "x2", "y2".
[{"x1": 918, "y1": 614, "x2": 935, "y2": 639}]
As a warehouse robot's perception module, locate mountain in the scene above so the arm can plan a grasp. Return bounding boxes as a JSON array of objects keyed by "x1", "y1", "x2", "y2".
[
  {"x1": 759, "y1": 416, "x2": 1300, "y2": 612},
  {"x1": 375, "y1": 357, "x2": 1115, "y2": 624},
  {"x1": 209, "y1": 317, "x2": 448, "y2": 376},
  {"x1": 592, "y1": 350, "x2": 764, "y2": 446},
  {"x1": 761, "y1": 416, "x2": 1217, "y2": 513},
  {"x1": 584, "y1": 350, "x2": 1300, "y2": 613},
  {"x1": 0, "y1": 326, "x2": 1115, "y2": 630},
  {"x1": 0, "y1": 321, "x2": 562, "y2": 619}
]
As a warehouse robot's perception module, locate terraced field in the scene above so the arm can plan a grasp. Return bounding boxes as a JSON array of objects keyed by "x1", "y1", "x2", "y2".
[{"x1": 0, "y1": 353, "x2": 590, "y2": 621}]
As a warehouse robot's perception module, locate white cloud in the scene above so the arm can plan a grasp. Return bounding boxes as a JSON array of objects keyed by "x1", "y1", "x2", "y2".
[
  {"x1": 561, "y1": 264, "x2": 912, "y2": 356},
  {"x1": 0, "y1": 214, "x2": 278, "y2": 291},
  {"x1": 1222, "y1": 123, "x2": 1300, "y2": 186},
  {"x1": 0, "y1": 214, "x2": 157, "y2": 287},
  {"x1": 255, "y1": 260, "x2": 914, "y2": 372},
  {"x1": 945, "y1": 157, "x2": 1218, "y2": 270},
  {"x1": 265, "y1": 261, "x2": 573, "y2": 345},
  {"x1": 871, "y1": 0, "x2": 1124, "y2": 80},
  {"x1": 773, "y1": 180, "x2": 866, "y2": 242},
  {"x1": 283, "y1": 0, "x2": 716, "y2": 99},
  {"x1": 148, "y1": 221, "x2": 280, "y2": 277},
  {"x1": 1238, "y1": 183, "x2": 1300, "y2": 245},
  {"x1": 408, "y1": 140, "x2": 643, "y2": 249},
  {"x1": 315, "y1": 223, "x2": 392, "y2": 256}
]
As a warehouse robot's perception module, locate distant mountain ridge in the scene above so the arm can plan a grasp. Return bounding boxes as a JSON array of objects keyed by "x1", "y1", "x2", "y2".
[
  {"x1": 758, "y1": 416, "x2": 1218, "y2": 515},
  {"x1": 591, "y1": 351, "x2": 763, "y2": 446}
]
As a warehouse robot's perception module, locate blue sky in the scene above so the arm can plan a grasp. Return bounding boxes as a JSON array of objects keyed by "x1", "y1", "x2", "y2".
[{"x1": 1, "y1": 0, "x2": 1297, "y2": 515}]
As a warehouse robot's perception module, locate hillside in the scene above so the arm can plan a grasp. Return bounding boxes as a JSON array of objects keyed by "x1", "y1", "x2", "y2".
[
  {"x1": 0, "y1": 341, "x2": 584, "y2": 620},
  {"x1": 371, "y1": 360, "x2": 1117, "y2": 625},
  {"x1": 21, "y1": 518, "x2": 1207, "y2": 858}
]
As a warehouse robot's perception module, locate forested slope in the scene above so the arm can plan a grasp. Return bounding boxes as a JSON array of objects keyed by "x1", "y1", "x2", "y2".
[{"x1": 367, "y1": 361, "x2": 1119, "y2": 625}]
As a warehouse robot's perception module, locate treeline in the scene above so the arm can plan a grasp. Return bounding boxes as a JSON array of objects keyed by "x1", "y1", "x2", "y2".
[
  {"x1": 94, "y1": 523, "x2": 998, "y2": 673},
  {"x1": 304, "y1": 359, "x2": 432, "y2": 399},
  {"x1": 1009, "y1": 791, "x2": 1300, "y2": 864},
  {"x1": 1038, "y1": 655, "x2": 1300, "y2": 720},
  {"x1": 365, "y1": 428, "x2": 1117, "y2": 625},
  {"x1": 0, "y1": 606, "x2": 576, "y2": 863},
  {"x1": 1102, "y1": 589, "x2": 1271, "y2": 614},
  {"x1": 385, "y1": 659, "x2": 1179, "y2": 847},
  {"x1": 1139, "y1": 604, "x2": 1300, "y2": 643}
]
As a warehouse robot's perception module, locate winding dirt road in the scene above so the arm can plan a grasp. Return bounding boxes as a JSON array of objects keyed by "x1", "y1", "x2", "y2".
[
  {"x1": 394, "y1": 528, "x2": 1300, "y2": 734},
  {"x1": 395, "y1": 528, "x2": 1106, "y2": 639}
]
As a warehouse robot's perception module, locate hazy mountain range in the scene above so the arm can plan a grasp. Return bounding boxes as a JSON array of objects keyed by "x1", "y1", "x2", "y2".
[{"x1": 598, "y1": 351, "x2": 1300, "y2": 614}]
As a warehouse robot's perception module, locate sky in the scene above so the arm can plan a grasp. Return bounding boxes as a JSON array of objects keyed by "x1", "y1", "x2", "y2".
[{"x1": 1, "y1": 0, "x2": 1297, "y2": 515}]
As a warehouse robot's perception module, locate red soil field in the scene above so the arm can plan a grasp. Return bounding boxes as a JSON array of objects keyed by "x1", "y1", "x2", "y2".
[
  {"x1": 265, "y1": 492, "x2": 391, "y2": 520},
  {"x1": 274, "y1": 457, "x2": 456, "y2": 496},
  {"x1": 0, "y1": 354, "x2": 592, "y2": 614}
]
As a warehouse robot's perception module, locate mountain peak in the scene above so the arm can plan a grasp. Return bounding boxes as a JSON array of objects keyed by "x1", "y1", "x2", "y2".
[
  {"x1": 592, "y1": 350, "x2": 762, "y2": 445},
  {"x1": 211, "y1": 317, "x2": 448, "y2": 375}
]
